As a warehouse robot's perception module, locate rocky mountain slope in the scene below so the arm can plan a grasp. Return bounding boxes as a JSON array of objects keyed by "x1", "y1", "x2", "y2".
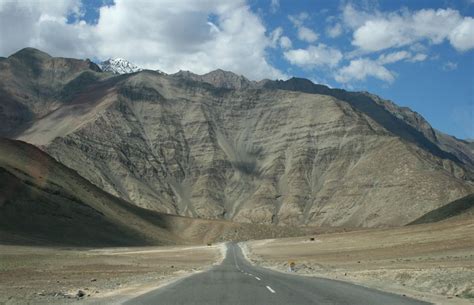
[
  {"x1": 0, "y1": 48, "x2": 106, "y2": 138},
  {"x1": 1, "y1": 48, "x2": 473, "y2": 227},
  {"x1": 0, "y1": 138, "x2": 308, "y2": 246},
  {"x1": 408, "y1": 193, "x2": 474, "y2": 224}
]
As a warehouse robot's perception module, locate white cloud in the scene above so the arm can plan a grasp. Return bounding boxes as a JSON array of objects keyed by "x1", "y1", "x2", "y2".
[
  {"x1": 288, "y1": 12, "x2": 309, "y2": 27},
  {"x1": 284, "y1": 44, "x2": 342, "y2": 68},
  {"x1": 335, "y1": 50, "x2": 427, "y2": 84},
  {"x1": 377, "y1": 50, "x2": 428, "y2": 65},
  {"x1": 377, "y1": 50, "x2": 412, "y2": 64},
  {"x1": 409, "y1": 53, "x2": 428, "y2": 62},
  {"x1": 270, "y1": 26, "x2": 283, "y2": 47},
  {"x1": 94, "y1": 0, "x2": 287, "y2": 80},
  {"x1": 0, "y1": 0, "x2": 285, "y2": 80},
  {"x1": 342, "y1": 4, "x2": 375, "y2": 29},
  {"x1": 270, "y1": 27, "x2": 292, "y2": 50},
  {"x1": 409, "y1": 42, "x2": 427, "y2": 53},
  {"x1": 326, "y1": 23, "x2": 342, "y2": 38},
  {"x1": 352, "y1": 19, "x2": 411, "y2": 52},
  {"x1": 297, "y1": 26, "x2": 318, "y2": 43},
  {"x1": 335, "y1": 58, "x2": 395, "y2": 83},
  {"x1": 289, "y1": 12, "x2": 318, "y2": 43},
  {"x1": 449, "y1": 17, "x2": 474, "y2": 51},
  {"x1": 279, "y1": 36, "x2": 292, "y2": 49},
  {"x1": 270, "y1": 0, "x2": 279, "y2": 13},
  {"x1": 0, "y1": 0, "x2": 90, "y2": 57},
  {"x1": 343, "y1": 4, "x2": 474, "y2": 52},
  {"x1": 442, "y1": 61, "x2": 458, "y2": 71}
]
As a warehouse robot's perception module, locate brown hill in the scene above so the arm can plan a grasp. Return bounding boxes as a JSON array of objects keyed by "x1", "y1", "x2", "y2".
[
  {"x1": 1, "y1": 48, "x2": 473, "y2": 227},
  {"x1": 0, "y1": 138, "x2": 308, "y2": 246},
  {"x1": 408, "y1": 193, "x2": 474, "y2": 224}
]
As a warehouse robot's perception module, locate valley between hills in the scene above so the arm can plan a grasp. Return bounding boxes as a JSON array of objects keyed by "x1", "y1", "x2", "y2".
[{"x1": 0, "y1": 48, "x2": 473, "y2": 304}]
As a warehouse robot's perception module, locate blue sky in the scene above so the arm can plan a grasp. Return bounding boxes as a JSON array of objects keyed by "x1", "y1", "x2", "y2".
[
  {"x1": 251, "y1": 0, "x2": 474, "y2": 140},
  {"x1": 0, "y1": 0, "x2": 473, "y2": 139},
  {"x1": 265, "y1": 0, "x2": 474, "y2": 140}
]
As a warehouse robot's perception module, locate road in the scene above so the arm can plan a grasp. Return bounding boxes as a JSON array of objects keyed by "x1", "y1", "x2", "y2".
[{"x1": 124, "y1": 243, "x2": 430, "y2": 305}]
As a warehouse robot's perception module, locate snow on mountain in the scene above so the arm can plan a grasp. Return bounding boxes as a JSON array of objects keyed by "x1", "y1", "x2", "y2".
[{"x1": 99, "y1": 58, "x2": 142, "y2": 74}]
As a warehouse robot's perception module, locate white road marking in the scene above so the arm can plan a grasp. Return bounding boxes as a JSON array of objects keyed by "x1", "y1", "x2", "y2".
[
  {"x1": 233, "y1": 245, "x2": 263, "y2": 284},
  {"x1": 266, "y1": 286, "x2": 276, "y2": 293}
]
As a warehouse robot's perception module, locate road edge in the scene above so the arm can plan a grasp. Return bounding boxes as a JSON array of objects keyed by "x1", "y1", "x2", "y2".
[
  {"x1": 237, "y1": 242, "x2": 470, "y2": 305},
  {"x1": 84, "y1": 243, "x2": 227, "y2": 305}
]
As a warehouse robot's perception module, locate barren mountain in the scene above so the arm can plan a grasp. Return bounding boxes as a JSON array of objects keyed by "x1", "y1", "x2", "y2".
[
  {"x1": 0, "y1": 138, "x2": 307, "y2": 246},
  {"x1": 0, "y1": 48, "x2": 107, "y2": 138},
  {"x1": 408, "y1": 193, "x2": 474, "y2": 224},
  {"x1": 1, "y1": 48, "x2": 473, "y2": 227}
]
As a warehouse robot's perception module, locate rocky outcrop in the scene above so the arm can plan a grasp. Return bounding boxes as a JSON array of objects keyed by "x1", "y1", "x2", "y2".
[
  {"x1": 2, "y1": 48, "x2": 473, "y2": 227},
  {"x1": 172, "y1": 69, "x2": 253, "y2": 89},
  {"x1": 99, "y1": 58, "x2": 142, "y2": 74}
]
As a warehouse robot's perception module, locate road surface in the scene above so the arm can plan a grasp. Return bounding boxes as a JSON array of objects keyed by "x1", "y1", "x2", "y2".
[{"x1": 124, "y1": 243, "x2": 430, "y2": 305}]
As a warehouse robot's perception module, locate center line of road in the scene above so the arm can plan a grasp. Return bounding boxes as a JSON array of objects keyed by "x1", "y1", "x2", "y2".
[
  {"x1": 255, "y1": 276, "x2": 261, "y2": 281},
  {"x1": 266, "y1": 286, "x2": 276, "y2": 293}
]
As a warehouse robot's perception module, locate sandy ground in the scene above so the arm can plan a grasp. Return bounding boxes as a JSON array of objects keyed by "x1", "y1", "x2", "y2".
[
  {"x1": 244, "y1": 218, "x2": 474, "y2": 305},
  {"x1": 0, "y1": 243, "x2": 224, "y2": 305}
]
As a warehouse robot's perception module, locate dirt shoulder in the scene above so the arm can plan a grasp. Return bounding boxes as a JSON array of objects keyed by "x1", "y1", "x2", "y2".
[
  {"x1": 243, "y1": 218, "x2": 474, "y2": 305},
  {"x1": 0, "y1": 243, "x2": 224, "y2": 305}
]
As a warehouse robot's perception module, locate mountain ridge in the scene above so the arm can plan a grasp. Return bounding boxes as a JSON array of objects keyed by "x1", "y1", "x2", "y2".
[
  {"x1": 1, "y1": 48, "x2": 473, "y2": 227},
  {"x1": 99, "y1": 57, "x2": 143, "y2": 74}
]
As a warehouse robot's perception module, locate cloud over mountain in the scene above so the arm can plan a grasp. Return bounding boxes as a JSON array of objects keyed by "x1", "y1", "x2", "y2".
[
  {"x1": 0, "y1": 0, "x2": 472, "y2": 89},
  {"x1": 0, "y1": 0, "x2": 285, "y2": 80}
]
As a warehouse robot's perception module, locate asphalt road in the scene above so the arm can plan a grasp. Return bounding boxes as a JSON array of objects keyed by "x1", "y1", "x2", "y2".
[{"x1": 124, "y1": 243, "x2": 430, "y2": 305}]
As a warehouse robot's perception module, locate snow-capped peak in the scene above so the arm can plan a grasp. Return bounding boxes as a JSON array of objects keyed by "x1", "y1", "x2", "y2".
[{"x1": 99, "y1": 58, "x2": 142, "y2": 74}]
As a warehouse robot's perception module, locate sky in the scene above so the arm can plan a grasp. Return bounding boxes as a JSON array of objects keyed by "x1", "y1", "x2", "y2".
[{"x1": 0, "y1": 0, "x2": 473, "y2": 139}]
